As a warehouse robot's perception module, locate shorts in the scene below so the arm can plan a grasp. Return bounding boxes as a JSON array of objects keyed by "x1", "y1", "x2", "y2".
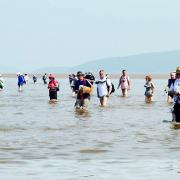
[
  {"x1": 168, "y1": 92, "x2": 174, "y2": 98},
  {"x1": 99, "y1": 95, "x2": 108, "y2": 100},
  {"x1": 18, "y1": 83, "x2": 24, "y2": 87},
  {"x1": 75, "y1": 98, "x2": 89, "y2": 109},
  {"x1": 173, "y1": 103, "x2": 180, "y2": 122},
  {"x1": 49, "y1": 90, "x2": 57, "y2": 100}
]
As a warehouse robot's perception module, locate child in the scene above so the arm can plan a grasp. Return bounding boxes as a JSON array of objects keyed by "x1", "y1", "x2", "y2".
[{"x1": 144, "y1": 75, "x2": 155, "y2": 103}]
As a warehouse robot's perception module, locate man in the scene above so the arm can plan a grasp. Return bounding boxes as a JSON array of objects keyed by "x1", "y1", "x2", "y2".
[
  {"x1": 74, "y1": 71, "x2": 92, "y2": 111},
  {"x1": 117, "y1": 70, "x2": 130, "y2": 97},
  {"x1": 17, "y1": 72, "x2": 26, "y2": 91},
  {"x1": 42, "y1": 73, "x2": 48, "y2": 85},
  {"x1": 166, "y1": 72, "x2": 176, "y2": 103},
  {"x1": 0, "y1": 74, "x2": 4, "y2": 90},
  {"x1": 169, "y1": 67, "x2": 180, "y2": 122},
  {"x1": 96, "y1": 70, "x2": 112, "y2": 107}
]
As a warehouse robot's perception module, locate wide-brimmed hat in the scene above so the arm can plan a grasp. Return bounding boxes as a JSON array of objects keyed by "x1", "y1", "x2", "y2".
[
  {"x1": 77, "y1": 71, "x2": 84, "y2": 77},
  {"x1": 49, "y1": 74, "x2": 55, "y2": 79},
  {"x1": 0, "y1": 74, "x2": 2, "y2": 77},
  {"x1": 176, "y1": 67, "x2": 180, "y2": 74}
]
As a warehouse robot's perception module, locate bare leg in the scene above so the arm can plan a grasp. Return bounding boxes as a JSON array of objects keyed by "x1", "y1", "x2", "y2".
[
  {"x1": 100, "y1": 96, "x2": 108, "y2": 107},
  {"x1": 167, "y1": 96, "x2": 173, "y2": 104},
  {"x1": 122, "y1": 89, "x2": 128, "y2": 97}
]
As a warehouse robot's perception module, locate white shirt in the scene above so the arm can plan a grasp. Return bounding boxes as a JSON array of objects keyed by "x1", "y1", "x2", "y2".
[
  {"x1": 97, "y1": 77, "x2": 111, "y2": 97},
  {"x1": 0, "y1": 77, "x2": 4, "y2": 83},
  {"x1": 170, "y1": 78, "x2": 180, "y2": 102}
]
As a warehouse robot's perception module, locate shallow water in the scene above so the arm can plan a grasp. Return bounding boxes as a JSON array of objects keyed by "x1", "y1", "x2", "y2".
[{"x1": 0, "y1": 78, "x2": 180, "y2": 179}]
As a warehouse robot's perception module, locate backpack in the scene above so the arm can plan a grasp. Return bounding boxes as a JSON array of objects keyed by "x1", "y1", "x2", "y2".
[{"x1": 106, "y1": 80, "x2": 115, "y2": 94}]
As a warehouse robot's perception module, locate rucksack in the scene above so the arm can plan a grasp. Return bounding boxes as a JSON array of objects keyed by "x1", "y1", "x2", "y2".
[
  {"x1": 111, "y1": 83, "x2": 115, "y2": 94},
  {"x1": 106, "y1": 80, "x2": 115, "y2": 94}
]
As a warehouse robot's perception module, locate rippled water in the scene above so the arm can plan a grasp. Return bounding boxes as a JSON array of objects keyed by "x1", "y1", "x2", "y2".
[{"x1": 0, "y1": 78, "x2": 180, "y2": 179}]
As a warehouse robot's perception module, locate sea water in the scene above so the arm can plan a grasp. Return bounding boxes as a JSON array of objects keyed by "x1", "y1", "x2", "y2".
[{"x1": 0, "y1": 78, "x2": 179, "y2": 180}]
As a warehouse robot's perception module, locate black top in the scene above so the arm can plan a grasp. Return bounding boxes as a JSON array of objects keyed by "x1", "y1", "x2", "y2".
[{"x1": 168, "y1": 79, "x2": 175, "y2": 88}]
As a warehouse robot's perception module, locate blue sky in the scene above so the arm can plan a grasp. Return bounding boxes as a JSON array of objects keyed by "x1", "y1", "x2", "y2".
[{"x1": 0, "y1": 0, "x2": 179, "y2": 71}]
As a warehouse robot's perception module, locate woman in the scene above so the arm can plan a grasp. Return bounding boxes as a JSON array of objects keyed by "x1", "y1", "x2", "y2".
[
  {"x1": 48, "y1": 74, "x2": 59, "y2": 102},
  {"x1": 144, "y1": 75, "x2": 155, "y2": 103},
  {"x1": 117, "y1": 70, "x2": 130, "y2": 97}
]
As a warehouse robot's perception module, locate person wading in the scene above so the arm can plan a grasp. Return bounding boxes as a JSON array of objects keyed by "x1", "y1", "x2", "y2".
[
  {"x1": 117, "y1": 70, "x2": 130, "y2": 97},
  {"x1": 96, "y1": 70, "x2": 112, "y2": 107},
  {"x1": 74, "y1": 71, "x2": 93, "y2": 111}
]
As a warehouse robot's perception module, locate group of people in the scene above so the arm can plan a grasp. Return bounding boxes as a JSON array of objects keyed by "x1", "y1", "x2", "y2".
[
  {"x1": 0, "y1": 67, "x2": 180, "y2": 122},
  {"x1": 68, "y1": 70, "x2": 130, "y2": 110}
]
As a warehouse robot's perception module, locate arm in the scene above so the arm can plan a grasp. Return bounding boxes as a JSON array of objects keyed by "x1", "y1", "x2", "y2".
[
  {"x1": 117, "y1": 77, "x2": 121, "y2": 89},
  {"x1": 107, "y1": 79, "x2": 112, "y2": 95},
  {"x1": 127, "y1": 76, "x2": 130, "y2": 90},
  {"x1": 151, "y1": 83, "x2": 155, "y2": 93}
]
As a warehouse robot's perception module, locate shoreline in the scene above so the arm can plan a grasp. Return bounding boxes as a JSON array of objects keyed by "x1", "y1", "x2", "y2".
[{"x1": 1, "y1": 73, "x2": 169, "y2": 79}]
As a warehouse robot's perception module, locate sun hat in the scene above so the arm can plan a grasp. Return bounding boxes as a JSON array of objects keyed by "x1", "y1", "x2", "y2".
[
  {"x1": 77, "y1": 71, "x2": 84, "y2": 77},
  {"x1": 176, "y1": 67, "x2": 180, "y2": 74},
  {"x1": 49, "y1": 74, "x2": 55, "y2": 79}
]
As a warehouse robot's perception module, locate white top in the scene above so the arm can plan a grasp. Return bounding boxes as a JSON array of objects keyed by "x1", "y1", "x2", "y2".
[
  {"x1": 170, "y1": 78, "x2": 180, "y2": 102},
  {"x1": 0, "y1": 77, "x2": 4, "y2": 83},
  {"x1": 97, "y1": 77, "x2": 111, "y2": 97}
]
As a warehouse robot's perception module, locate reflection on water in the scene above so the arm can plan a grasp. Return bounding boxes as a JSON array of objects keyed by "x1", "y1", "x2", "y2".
[{"x1": 0, "y1": 78, "x2": 180, "y2": 179}]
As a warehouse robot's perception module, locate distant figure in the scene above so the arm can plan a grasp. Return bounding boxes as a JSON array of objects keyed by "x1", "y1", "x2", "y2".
[
  {"x1": 166, "y1": 72, "x2": 176, "y2": 103},
  {"x1": 69, "y1": 74, "x2": 77, "y2": 97},
  {"x1": 84, "y1": 72, "x2": 95, "y2": 85},
  {"x1": 48, "y1": 74, "x2": 59, "y2": 101},
  {"x1": 33, "y1": 75, "x2": 37, "y2": 84},
  {"x1": 144, "y1": 75, "x2": 155, "y2": 103},
  {"x1": 0, "y1": 74, "x2": 5, "y2": 90},
  {"x1": 117, "y1": 70, "x2": 130, "y2": 97},
  {"x1": 17, "y1": 72, "x2": 26, "y2": 91},
  {"x1": 96, "y1": 70, "x2": 112, "y2": 107},
  {"x1": 24, "y1": 74, "x2": 29, "y2": 84},
  {"x1": 42, "y1": 73, "x2": 48, "y2": 85},
  {"x1": 169, "y1": 67, "x2": 180, "y2": 122},
  {"x1": 74, "y1": 71, "x2": 93, "y2": 111}
]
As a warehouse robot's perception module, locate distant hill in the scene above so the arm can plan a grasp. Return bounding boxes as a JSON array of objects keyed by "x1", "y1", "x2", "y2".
[{"x1": 36, "y1": 50, "x2": 180, "y2": 74}]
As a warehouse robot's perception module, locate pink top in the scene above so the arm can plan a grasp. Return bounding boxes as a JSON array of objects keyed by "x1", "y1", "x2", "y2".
[
  {"x1": 120, "y1": 75, "x2": 130, "y2": 89},
  {"x1": 48, "y1": 80, "x2": 59, "y2": 90}
]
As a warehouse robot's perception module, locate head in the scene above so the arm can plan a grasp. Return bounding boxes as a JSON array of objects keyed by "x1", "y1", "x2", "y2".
[
  {"x1": 122, "y1": 70, "x2": 127, "y2": 76},
  {"x1": 170, "y1": 72, "x2": 176, "y2": 79},
  {"x1": 49, "y1": 74, "x2": 55, "y2": 80},
  {"x1": 0, "y1": 74, "x2": 2, "y2": 77},
  {"x1": 99, "y1": 70, "x2": 106, "y2": 79},
  {"x1": 176, "y1": 67, "x2": 180, "y2": 79},
  {"x1": 145, "y1": 75, "x2": 152, "y2": 82},
  {"x1": 17, "y1": 72, "x2": 21, "y2": 76},
  {"x1": 77, "y1": 71, "x2": 84, "y2": 80}
]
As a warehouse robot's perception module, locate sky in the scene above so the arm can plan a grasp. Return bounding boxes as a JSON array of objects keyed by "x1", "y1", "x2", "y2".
[{"x1": 0, "y1": 0, "x2": 180, "y2": 71}]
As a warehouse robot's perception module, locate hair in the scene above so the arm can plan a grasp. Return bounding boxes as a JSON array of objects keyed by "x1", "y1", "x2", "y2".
[
  {"x1": 145, "y1": 75, "x2": 152, "y2": 81},
  {"x1": 99, "y1": 70, "x2": 105, "y2": 74}
]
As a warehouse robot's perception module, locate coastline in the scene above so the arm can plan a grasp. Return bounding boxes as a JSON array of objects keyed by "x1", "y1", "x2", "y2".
[{"x1": 1, "y1": 73, "x2": 169, "y2": 79}]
